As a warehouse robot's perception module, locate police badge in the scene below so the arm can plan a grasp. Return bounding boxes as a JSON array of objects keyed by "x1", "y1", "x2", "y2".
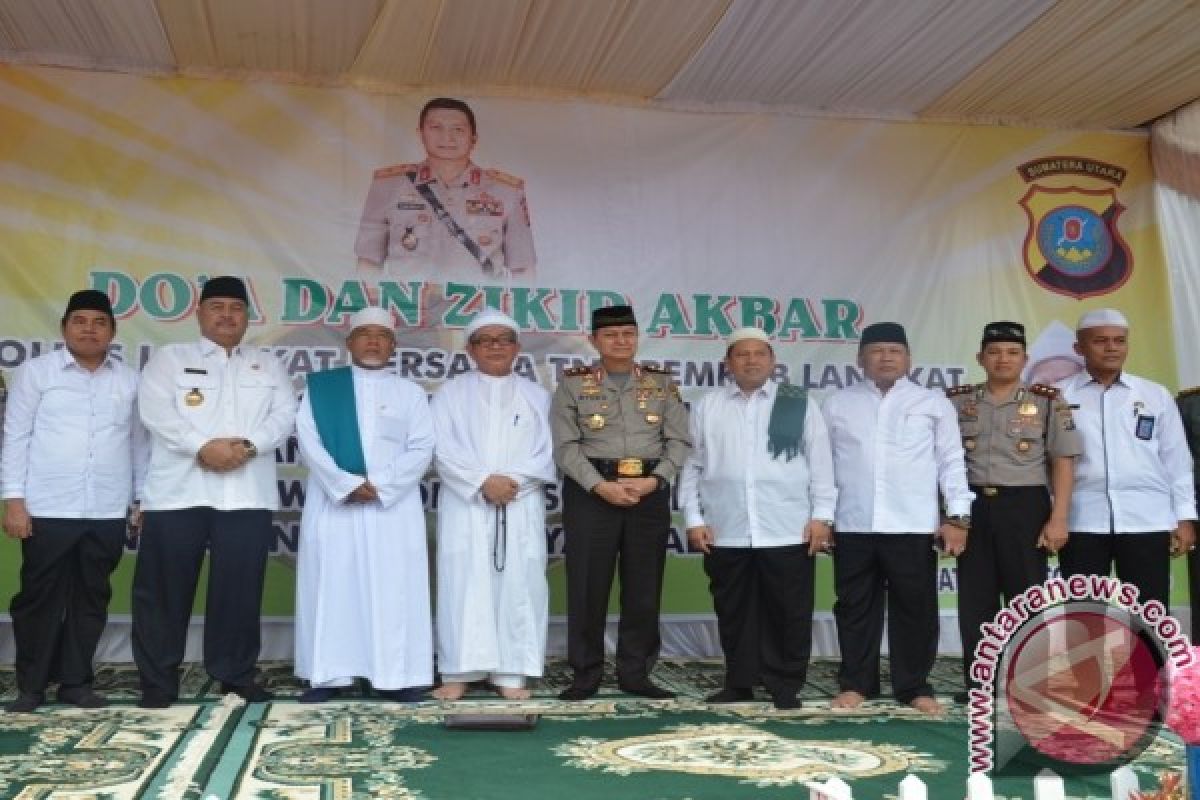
[{"x1": 1016, "y1": 158, "x2": 1132, "y2": 300}]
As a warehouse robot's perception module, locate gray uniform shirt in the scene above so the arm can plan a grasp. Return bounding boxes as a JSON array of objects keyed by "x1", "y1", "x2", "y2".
[
  {"x1": 948, "y1": 382, "x2": 1082, "y2": 487},
  {"x1": 551, "y1": 364, "x2": 691, "y2": 491}
]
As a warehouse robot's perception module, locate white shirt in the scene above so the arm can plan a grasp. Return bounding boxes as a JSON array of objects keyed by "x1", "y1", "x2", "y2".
[
  {"x1": 138, "y1": 338, "x2": 297, "y2": 511},
  {"x1": 680, "y1": 382, "x2": 837, "y2": 547},
  {"x1": 1056, "y1": 370, "x2": 1196, "y2": 532},
  {"x1": 822, "y1": 377, "x2": 973, "y2": 533},
  {"x1": 1, "y1": 348, "x2": 148, "y2": 518}
]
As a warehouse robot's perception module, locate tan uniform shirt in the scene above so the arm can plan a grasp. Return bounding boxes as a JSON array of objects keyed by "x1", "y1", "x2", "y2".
[
  {"x1": 354, "y1": 160, "x2": 536, "y2": 281},
  {"x1": 1178, "y1": 387, "x2": 1200, "y2": 487},
  {"x1": 947, "y1": 382, "x2": 1082, "y2": 487},
  {"x1": 551, "y1": 364, "x2": 691, "y2": 491}
]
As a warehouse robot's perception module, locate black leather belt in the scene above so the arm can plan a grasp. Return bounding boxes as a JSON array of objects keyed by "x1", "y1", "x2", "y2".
[
  {"x1": 970, "y1": 485, "x2": 1045, "y2": 498},
  {"x1": 589, "y1": 458, "x2": 660, "y2": 479}
]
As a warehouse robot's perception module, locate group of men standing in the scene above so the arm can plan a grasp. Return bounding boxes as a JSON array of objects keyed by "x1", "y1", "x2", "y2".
[{"x1": 2, "y1": 284, "x2": 1198, "y2": 714}]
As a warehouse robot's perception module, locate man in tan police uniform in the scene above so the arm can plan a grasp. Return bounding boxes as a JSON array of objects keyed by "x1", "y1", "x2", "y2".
[
  {"x1": 947, "y1": 321, "x2": 1081, "y2": 704},
  {"x1": 551, "y1": 304, "x2": 690, "y2": 700},
  {"x1": 355, "y1": 97, "x2": 536, "y2": 283},
  {"x1": 1177, "y1": 385, "x2": 1200, "y2": 640}
]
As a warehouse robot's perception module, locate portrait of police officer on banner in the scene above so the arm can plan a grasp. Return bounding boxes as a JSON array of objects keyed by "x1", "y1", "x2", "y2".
[{"x1": 354, "y1": 97, "x2": 537, "y2": 284}]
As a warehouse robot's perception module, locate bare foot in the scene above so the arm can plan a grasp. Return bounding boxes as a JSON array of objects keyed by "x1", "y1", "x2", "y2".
[
  {"x1": 495, "y1": 685, "x2": 531, "y2": 700},
  {"x1": 432, "y1": 682, "x2": 467, "y2": 701},
  {"x1": 831, "y1": 690, "x2": 865, "y2": 710},
  {"x1": 910, "y1": 695, "x2": 943, "y2": 715}
]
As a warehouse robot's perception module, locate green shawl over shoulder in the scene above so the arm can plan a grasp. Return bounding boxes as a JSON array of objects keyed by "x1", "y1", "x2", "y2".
[{"x1": 306, "y1": 366, "x2": 367, "y2": 476}]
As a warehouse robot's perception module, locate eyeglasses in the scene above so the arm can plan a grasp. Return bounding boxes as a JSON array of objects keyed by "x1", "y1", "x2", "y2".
[{"x1": 470, "y1": 335, "x2": 517, "y2": 348}]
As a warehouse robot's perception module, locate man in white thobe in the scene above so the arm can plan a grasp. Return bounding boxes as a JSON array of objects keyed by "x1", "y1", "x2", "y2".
[
  {"x1": 431, "y1": 308, "x2": 554, "y2": 700},
  {"x1": 294, "y1": 307, "x2": 436, "y2": 703}
]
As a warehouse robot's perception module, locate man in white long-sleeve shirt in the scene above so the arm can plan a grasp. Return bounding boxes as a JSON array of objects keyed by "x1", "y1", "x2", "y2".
[
  {"x1": 1055, "y1": 308, "x2": 1196, "y2": 609},
  {"x1": 2, "y1": 290, "x2": 148, "y2": 713},
  {"x1": 822, "y1": 322, "x2": 973, "y2": 715},
  {"x1": 431, "y1": 308, "x2": 554, "y2": 701},
  {"x1": 294, "y1": 306, "x2": 436, "y2": 703},
  {"x1": 133, "y1": 276, "x2": 297, "y2": 708},
  {"x1": 681, "y1": 327, "x2": 837, "y2": 710}
]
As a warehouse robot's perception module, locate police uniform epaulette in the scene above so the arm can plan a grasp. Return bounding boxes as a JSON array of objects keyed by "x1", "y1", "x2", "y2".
[
  {"x1": 1178, "y1": 386, "x2": 1200, "y2": 399},
  {"x1": 946, "y1": 384, "x2": 975, "y2": 397},
  {"x1": 563, "y1": 366, "x2": 592, "y2": 377},
  {"x1": 373, "y1": 163, "x2": 417, "y2": 179},
  {"x1": 484, "y1": 168, "x2": 524, "y2": 189},
  {"x1": 1030, "y1": 384, "x2": 1059, "y2": 398}
]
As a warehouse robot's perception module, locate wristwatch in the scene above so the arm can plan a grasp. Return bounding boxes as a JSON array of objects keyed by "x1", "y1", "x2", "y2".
[
  {"x1": 813, "y1": 518, "x2": 834, "y2": 527},
  {"x1": 945, "y1": 514, "x2": 971, "y2": 530},
  {"x1": 241, "y1": 439, "x2": 259, "y2": 459}
]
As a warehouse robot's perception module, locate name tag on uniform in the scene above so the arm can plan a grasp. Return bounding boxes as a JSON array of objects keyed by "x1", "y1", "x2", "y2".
[
  {"x1": 1135, "y1": 414, "x2": 1155, "y2": 440},
  {"x1": 184, "y1": 367, "x2": 208, "y2": 375}
]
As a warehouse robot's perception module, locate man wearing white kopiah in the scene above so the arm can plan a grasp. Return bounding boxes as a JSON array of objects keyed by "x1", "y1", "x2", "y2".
[
  {"x1": 294, "y1": 307, "x2": 436, "y2": 703},
  {"x1": 431, "y1": 308, "x2": 554, "y2": 701}
]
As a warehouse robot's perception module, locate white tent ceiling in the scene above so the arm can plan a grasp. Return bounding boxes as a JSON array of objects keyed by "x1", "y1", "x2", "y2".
[{"x1": 2, "y1": 0, "x2": 1199, "y2": 129}]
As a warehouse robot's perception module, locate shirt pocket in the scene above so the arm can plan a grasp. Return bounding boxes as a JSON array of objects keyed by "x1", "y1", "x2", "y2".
[
  {"x1": 466, "y1": 219, "x2": 504, "y2": 257},
  {"x1": 377, "y1": 412, "x2": 411, "y2": 444},
  {"x1": 900, "y1": 411, "x2": 934, "y2": 447},
  {"x1": 1006, "y1": 422, "x2": 1044, "y2": 462},
  {"x1": 174, "y1": 374, "x2": 220, "y2": 416},
  {"x1": 237, "y1": 372, "x2": 279, "y2": 418},
  {"x1": 389, "y1": 210, "x2": 433, "y2": 258},
  {"x1": 95, "y1": 385, "x2": 136, "y2": 431}
]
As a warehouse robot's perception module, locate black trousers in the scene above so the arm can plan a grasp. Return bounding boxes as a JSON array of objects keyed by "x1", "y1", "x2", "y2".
[
  {"x1": 8, "y1": 517, "x2": 125, "y2": 694},
  {"x1": 832, "y1": 532, "x2": 938, "y2": 703},
  {"x1": 562, "y1": 478, "x2": 670, "y2": 688},
  {"x1": 704, "y1": 544, "x2": 814, "y2": 697},
  {"x1": 1190, "y1": 545, "x2": 1200, "y2": 642},
  {"x1": 131, "y1": 507, "x2": 272, "y2": 698},
  {"x1": 1058, "y1": 531, "x2": 1171, "y2": 610},
  {"x1": 957, "y1": 487, "x2": 1050, "y2": 690}
]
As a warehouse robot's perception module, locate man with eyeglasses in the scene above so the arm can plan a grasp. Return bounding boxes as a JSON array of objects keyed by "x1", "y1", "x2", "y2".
[
  {"x1": 430, "y1": 308, "x2": 555, "y2": 700},
  {"x1": 293, "y1": 307, "x2": 435, "y2": 703},
  {"x1": 551, "y1": 305, "x2": 691, "y2": 701}
]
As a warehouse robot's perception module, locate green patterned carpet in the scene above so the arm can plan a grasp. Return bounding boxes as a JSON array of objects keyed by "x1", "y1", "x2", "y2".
[{"x1": 0, "y1": 658, "x2": 1185, "y2": 799}]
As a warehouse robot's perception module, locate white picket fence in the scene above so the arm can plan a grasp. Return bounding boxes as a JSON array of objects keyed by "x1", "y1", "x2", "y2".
[{"x1": 806, "y1": 765, "x2": 1151, "y2": 799}]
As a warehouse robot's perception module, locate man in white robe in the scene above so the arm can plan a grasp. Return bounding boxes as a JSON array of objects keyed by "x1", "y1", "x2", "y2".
[
  {"x1": 294, "y1": 306, "x2": 436, "y2": 702},
  {"x1": 431, "y1": 308, "x2": 554, "y2": 700}
]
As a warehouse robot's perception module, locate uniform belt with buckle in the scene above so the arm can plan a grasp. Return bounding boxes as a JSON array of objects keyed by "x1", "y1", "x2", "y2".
[
  {"x1": 589, "y1": 458, "x2": 660, "y2": 479},
  {"x1": 970, "y1": 485, "x2": 1043, "y2": 498}
]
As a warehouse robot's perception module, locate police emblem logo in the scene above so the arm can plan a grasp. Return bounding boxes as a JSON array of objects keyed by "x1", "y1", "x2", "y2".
[
  {"x1": 1016, "y1": 158, "x2": 1132, "y2": 300},
  {"x1": 185, "y1": 388, "x2": 204, "y2": 406}
]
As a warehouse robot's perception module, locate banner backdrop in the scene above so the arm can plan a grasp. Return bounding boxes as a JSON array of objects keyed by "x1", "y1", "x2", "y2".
[{"x1": 0, "y1": 65, "x2": 1189, "y2": 623}]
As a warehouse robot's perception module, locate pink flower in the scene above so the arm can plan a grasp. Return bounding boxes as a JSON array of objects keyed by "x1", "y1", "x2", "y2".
[{"x1": 1166, "y1": 645, "x2": 1200, "y2": 744}]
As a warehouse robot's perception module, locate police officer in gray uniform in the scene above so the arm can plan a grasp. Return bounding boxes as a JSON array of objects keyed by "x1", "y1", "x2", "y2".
[
  {"x1": 551, "y1": 305, "x2": 691, "y2": 700},
  {"x1": 1177, "y1": 385, "x2": 1200, "y2": 640},
  {"x1": 947, "y1": 321, "x2": 1082, "y2": 703}
]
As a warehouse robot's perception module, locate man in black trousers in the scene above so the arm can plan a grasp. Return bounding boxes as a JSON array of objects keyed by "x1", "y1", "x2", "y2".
[
  {"x1": 947, "y1": 321, "x2": 1081, "y2": 704},
  {"x1": 132, "y1": 277, "x2": 296, "y2": 707},
  {"x1": 550, "y1": 305, "x2": 691, "y2": 700},
  {"x1": 2, "y1": 290, "x2": 148, "y2": 712}
]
